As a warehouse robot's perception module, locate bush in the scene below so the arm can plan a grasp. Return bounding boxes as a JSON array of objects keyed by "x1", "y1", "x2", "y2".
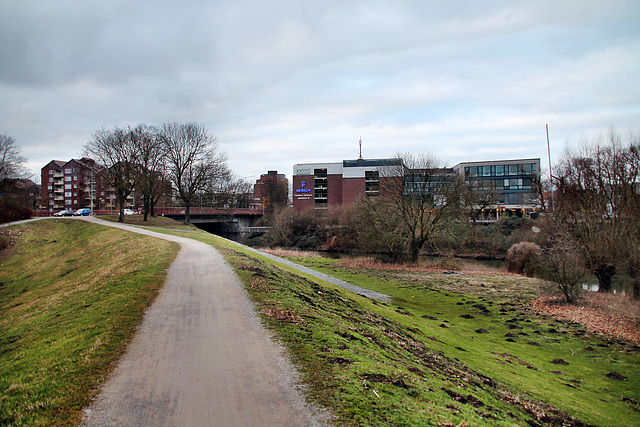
[
  {"x1": 0, "y1": 202, "x2": 32, "y2": 224},
  {"x1": 539, "y1": 247, "x2": 586, "y2": 303},
  {"x1": 507, "y1": 241, "x2": 541, "y2": 276}
]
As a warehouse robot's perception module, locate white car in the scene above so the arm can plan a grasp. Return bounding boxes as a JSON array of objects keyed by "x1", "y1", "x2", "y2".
[{"x1": 123, "y1": 209, "x2": 135, "y2": 215}]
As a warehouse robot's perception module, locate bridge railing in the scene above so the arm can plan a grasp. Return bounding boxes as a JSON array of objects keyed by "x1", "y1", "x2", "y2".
[{"x1": 33, "y1": 206, "x2": 265, "y2": 217}]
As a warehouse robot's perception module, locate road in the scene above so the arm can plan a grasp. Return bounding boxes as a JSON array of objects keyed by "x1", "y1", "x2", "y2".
[{"x1": 79, "y1": 217, "x2": 330, "y2": 426}]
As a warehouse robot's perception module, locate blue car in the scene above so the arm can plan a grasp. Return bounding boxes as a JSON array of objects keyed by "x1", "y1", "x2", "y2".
[{"x1": 73, "y1": 208, "x2": 92, "y2": 216}]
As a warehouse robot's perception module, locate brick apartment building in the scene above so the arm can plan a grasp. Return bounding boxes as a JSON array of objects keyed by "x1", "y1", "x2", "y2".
[
  {"x1": 40, "y1": 158, "x2": 139, "y2": 212},
  {"x1": 292, "y1": 157, "x2": 541, "y2": 218},
  {"x1": 41, "y1": 158, "x2": 105, "y2": 212}
]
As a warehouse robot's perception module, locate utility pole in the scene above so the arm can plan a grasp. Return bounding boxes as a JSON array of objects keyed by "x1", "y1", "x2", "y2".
[
  {"x1": 546, "y1": 124, "x2": 554, "y2": 213},
  {"x1": 358, "y1": 137, "x2": 363, "y2": 160}
]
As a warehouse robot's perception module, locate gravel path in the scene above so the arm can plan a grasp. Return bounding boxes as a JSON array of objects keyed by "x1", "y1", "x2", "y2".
[{"x1": 77, "y1": 217, "x2": 330, "y2": 426}]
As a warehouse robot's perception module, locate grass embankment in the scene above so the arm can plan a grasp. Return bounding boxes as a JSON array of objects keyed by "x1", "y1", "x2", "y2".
[
  {"x1": 0, "y1": 219, "x2": 178, "y2": 426},
  {"x1": 183, "y1": 233, "x2": 638, "y2": 426}
]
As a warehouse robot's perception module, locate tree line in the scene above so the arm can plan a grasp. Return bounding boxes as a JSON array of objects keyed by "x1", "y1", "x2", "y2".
[{"x1": 84, "y1": 122, "x2": 251, "y2": 223}]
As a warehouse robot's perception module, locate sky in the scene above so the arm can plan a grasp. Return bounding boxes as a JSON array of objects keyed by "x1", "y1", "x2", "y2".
[{"x1": 1, "y1": 0, "x2": 639, "y2": 185}]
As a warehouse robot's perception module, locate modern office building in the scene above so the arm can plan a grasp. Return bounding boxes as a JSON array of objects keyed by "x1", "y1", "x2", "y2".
[
  {"x1": 453, "y1": 158, "x2": 540, "y2": 219},
  {"x1": 293, "y1": 157, "x2": 541, "y2": 218}
]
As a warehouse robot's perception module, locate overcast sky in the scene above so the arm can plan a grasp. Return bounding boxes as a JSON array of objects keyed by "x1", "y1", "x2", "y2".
[{"x1": 2, "y1": 0, "x2": 639, "y2": 184}]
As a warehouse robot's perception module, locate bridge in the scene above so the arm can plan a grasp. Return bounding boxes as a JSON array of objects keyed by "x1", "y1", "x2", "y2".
[{"x1": 155, "y1": 208, "x2": 269, "y2": 240}]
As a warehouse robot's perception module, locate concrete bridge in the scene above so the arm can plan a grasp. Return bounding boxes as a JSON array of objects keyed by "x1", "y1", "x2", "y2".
[{"x1": 156, "y1": 208, "x2": 269, "y2": 240}]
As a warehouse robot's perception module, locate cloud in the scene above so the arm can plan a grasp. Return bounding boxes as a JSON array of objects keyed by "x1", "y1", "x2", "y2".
[{"x1": 0, "y1": 0, "x2": 638, "y2": 185}]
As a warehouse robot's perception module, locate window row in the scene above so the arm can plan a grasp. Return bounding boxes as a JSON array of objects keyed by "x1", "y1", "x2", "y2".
[
  {"x1": 471, "y1": 178, "x2": 533, "y2": 191},
  {"x1": 465, "y1": 163, "x2": 537, "y2": 178}
]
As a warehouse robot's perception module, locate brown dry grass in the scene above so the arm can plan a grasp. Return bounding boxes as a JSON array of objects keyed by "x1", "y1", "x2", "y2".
[
  {"x1": 336, "y1": 255, "x2": 507, "y2": 275},
  {"x1": 259, "y1": 247, "x2": 322, "y2": 258},
  {"x1": 531, "y1": 293, "x2": 640, "y2": 344}
]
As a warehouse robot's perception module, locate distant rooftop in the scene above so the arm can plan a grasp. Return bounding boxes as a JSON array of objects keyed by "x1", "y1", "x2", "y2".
[{"x1": 343, "y1": 158, "x2": 402, "y2": 168}]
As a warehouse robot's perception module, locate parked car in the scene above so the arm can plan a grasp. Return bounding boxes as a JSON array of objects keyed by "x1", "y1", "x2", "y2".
[
  {"x1": 123, "y1": 209, "x2": 135, "y2": 215},
  {"x1": 73, "y1": 208, "x2": 92, "y2": 216},
  {"x1": 54, "y1": 209, "x2": 75, "y2": 217}
]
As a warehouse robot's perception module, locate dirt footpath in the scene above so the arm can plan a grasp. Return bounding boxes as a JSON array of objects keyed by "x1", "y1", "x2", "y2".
[{"x1": 80, "y1": 217, "x2": 329, "y2": 426}]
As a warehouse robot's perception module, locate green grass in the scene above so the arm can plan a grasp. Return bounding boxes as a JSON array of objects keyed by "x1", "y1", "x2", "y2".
[
  {"x1": 0, "y1": 219, "x2": 178, "y2": 426},
  {"x1": 279, "y1": 256, "x2": 640, "y2": 427},
  {"x1": 2, "y1": 217, "x2": 638, "y2": 426},
  {"x1": 164, "y1": 230, "x2": 638, "y2": 426},
  {"x1": 146, "y1": 230, "x2": 635, "y2": 426}
]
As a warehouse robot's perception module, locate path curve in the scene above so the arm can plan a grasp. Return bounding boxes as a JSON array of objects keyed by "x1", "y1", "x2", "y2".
[{"x1": 77, "y1": 217, "x2": 330, "y2": 426}]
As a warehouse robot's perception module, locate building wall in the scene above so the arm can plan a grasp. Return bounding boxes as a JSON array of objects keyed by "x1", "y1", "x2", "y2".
[
  {"x1": 327, "y1": 174, "x2": 343, "y2": 207},
  {"x1": 293, "y1": 157, "x2": 542, "y2": 214},
  {"x1": 342, "y1": 178, "x2": 364, "y2": 205},
  {"x1": 41, "y1": 160, "x2": 66, "y2": 210},
  {"x1": 292, "y1": 174, "x2": 314, "y2": 211}
]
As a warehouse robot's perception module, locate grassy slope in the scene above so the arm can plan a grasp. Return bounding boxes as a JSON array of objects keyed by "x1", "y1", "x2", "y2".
[
  {"x1": 149, "y1": 230, "x2": 636, "y2": 426},
  {"x1": 2, "y1": 216, "x2": 637, "y2": 426},
  {"x1": 0, "y1": 219, "x2": 178, "y2": 426},
  {"x1": 285, "y1": 257, "x2": 640, "y2": 427}
]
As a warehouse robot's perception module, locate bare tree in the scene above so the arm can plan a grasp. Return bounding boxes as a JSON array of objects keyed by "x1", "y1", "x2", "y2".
[
  {"x1": 159, "y1": 122, "x2": 228, "y2": 224},
  {"x1": 204, "y1": 173, "x2": 252, "y2": 209},
  {"x1": 0, "y1": 134, "x2": 28, "y2": 193},
  {"x1": 132, "y1": 124, "x2": 167, "y2": 221},
  {"x1": 553, "y1": 128, "x2": 640, "y2": 296},
  {"x1": 358, "y1": 153, "x2": 465, "y2": 263},
  {"x1": 85, "y1": 126, "x2": 139, "y2": 223}
]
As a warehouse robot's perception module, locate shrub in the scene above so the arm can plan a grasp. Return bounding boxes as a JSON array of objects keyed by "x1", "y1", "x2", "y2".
[
  {"x1": 0, "y1": 202, "x2": 32, "y2": 224},
  {"x1": 507, "y1": 241, "x2": 541, "y2": 276},
  {"x1": 539, "y1": 246, "x2": 587, "y2": 303}
]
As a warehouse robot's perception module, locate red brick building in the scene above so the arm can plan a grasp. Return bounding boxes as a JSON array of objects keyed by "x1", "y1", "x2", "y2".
[
  {"x1": 41, "y1": 158, "x2": 104, "y2": 212},
  {"x1": 292, "y1": 158, "x2": 402, "y2": 211},
  {"x1": 253, "y1": 171, "x2": 288, "y2": 211}
]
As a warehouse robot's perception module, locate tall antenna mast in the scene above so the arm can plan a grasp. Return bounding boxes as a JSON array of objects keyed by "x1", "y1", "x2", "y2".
[{"x1": 358, "y1": 137, "x2": 363, "y2": 160}]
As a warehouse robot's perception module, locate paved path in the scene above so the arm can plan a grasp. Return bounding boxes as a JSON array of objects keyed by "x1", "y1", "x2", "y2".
[
  {"x1": 238, "y1": 245, "x2": 392, "y2": 303},
  {"x1": 76, "y1": 217, "x2": 329, "y2": 426}
]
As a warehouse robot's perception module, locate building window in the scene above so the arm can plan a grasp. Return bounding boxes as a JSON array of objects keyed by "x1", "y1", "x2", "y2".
[
  {"x1": 73, "y1": 176, "x2": 78, "y2": 181},
  {"x1": 314, "y1": 168, "x2": 328, "y2": 207},
  {"x1": 65, "y1": 176, "x2": 71, "y2": 182},
  {"x1": 65, "y1": 200, "x2": 72, "y2": 205},
  {"x1": 49, "y1": 170, "x2": 54, "y2": 175},
  {"x1": 65, "y1": 168, "x2": 72, "y2": 174},
  {"x1": 73, "y1": 200, "x2": 78, "y2": 205},
  {"x1": 65, "y1": 184, "x2": 71, "y2": 190},
  {"x1": 65, "y1": 192, "x2": 72, "y2": 197},
  {"x1": 365, "y1": 170, "x2": 380, "y2": 196}
]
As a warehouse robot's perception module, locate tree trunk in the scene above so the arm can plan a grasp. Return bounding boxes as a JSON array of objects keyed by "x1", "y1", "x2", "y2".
[
  {"x1": 142, "y1": 195, "x2": 150, "y2": 222},
  {"x1": 631, "y1": 281, "x2": 640, "y2": 300},
  {"x1": 184, "y1": 204, "x2": 191, "y2": 224},
  {"x1": 118, "y1": 194, "x2": 126, "y2": 223},
  {"x1": 594, "y1": 264, "x2": 615, "y2": 293}
]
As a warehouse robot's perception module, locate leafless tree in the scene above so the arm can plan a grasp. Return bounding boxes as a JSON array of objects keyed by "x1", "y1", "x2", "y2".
[
  {"x1": 204, "y1": 173, "x2": 253, "y2": 209},
  {"x1": 85, "y1": 126, "x2": 139, "y2": 222},
  {"x1": 132, "y1": 124, "x2": 167, "y2": 221},
  {"x1": 0, "y1": 134, "x2": 28, "y2": 194},
  {"x1": 553, "y1": 128, "x2": 640, "y2": 297},
  {"x1": 358, "y1": 153, "x2": 465, "y2": 263},
  {"x1": 159, "y1": 122, "x2": 228, "y2": 224}
]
